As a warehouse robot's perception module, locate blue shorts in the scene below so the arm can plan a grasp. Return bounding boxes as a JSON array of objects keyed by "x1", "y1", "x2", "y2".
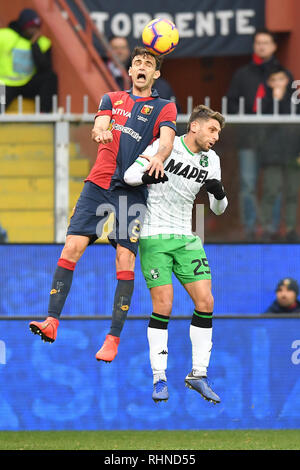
[{"x1": 67, "y1": 181, "x2": 147, "y2": 255}]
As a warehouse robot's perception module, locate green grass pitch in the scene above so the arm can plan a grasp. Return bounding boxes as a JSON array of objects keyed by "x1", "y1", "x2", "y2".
[{"x1": 0, "y1": 430, "x2": 300, "y2": 450}]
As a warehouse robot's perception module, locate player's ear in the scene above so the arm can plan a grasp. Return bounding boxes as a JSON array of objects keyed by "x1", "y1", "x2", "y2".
[
  {"x1": 128, "y1": 67, "x2": 132, "y2": 76},
  {"x1": 154, "y1": 70, "x2": 161, "y2": 80}
]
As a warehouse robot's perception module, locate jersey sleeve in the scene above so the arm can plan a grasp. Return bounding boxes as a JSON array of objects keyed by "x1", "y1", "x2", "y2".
[
  {"x1": 123, "y1": 157, "x2": 149, "y2": 186},
  {"x1": 141, "y1": 139, "x2": 160, "y2": 158},
  {"x1": 94, "y1": 93, "x2": 113, "y2": 119},
  {"x1": 124, "y1": 139, "x2": 161, "y2": 186},
  {"x1": 155, "y1": 102, "x2": 177, "y2": 135},
  {"x1": 207, "y1": 152, "x2": 228, "y2": 215},
  {"x1": 209, "y1": 152, "x2": 221, "y2": 180}
]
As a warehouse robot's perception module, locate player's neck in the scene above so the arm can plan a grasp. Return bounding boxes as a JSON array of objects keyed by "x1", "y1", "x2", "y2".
[
  {"x1": 183, "y1": 135, "x2": 202, "y2": 154},
  {"x1": 132, "y1": 85, "x2": 152, "y2": 98}
]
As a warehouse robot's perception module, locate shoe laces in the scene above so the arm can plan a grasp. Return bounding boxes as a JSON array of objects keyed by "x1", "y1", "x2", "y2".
[
  {"x1": 192, "y1": 373, "x2": 213, "y2": 388},
  {"x1": 155, "y1": 380, "x2": 167, "y2": 392}
]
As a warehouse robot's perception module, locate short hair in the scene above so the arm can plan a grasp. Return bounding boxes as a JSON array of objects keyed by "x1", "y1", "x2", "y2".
[
  {"x1": 267, "y1": 64, "x2": 289, "y2": 78},
  {"x1": 131, "y1": 46, "x2": 163, "y2": 71},
  {"x1": 187, "y1": 105, "x2": 225, "y2": 132},
  {"x1": 253, "y1": 28, "x2": 278, "y2": 44}
]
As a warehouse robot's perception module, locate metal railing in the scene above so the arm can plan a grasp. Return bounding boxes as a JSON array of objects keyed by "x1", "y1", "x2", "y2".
[{"x1": 2, "y1": 94, "x2": 300, "y2": 122}]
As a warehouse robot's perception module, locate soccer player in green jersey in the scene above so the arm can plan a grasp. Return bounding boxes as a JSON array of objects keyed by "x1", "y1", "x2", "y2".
[{"x1": 124, "y1": 105, "x2": 228, "y2": 403}]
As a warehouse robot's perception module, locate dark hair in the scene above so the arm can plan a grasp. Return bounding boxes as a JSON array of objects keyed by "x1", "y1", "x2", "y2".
[
  {"x1": 253, "y1": 28, "x2": 278, "y2": 44},
  {"x1": 267, "y1": 64, "x2": 289, "y2": 78},
  {"x1": 187, "y1": 105, "x2": 225, "y2": 132},
  {"x1": 131, "y1": 46, "x2": 163, "y2": 71}
]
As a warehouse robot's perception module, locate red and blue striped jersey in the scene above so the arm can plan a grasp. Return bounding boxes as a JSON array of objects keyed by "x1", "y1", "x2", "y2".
[{"x1": 86, "y1": 88, "x2": 177, "y2": 190}]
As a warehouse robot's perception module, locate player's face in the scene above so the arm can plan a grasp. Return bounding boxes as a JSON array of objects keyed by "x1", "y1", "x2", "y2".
[
  {"x1": 276, "y1": 286, "x2": 297, "y2": 308},
  {"x1": 191, "y1": 118, "x2": 221, "y2": 152},
  {"x1": 129, "y1": 54, "x2": 160, "y2": 93}
]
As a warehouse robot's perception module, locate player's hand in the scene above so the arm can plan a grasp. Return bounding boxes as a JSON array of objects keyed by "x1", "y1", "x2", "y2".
[
  {"x1": 147, "y1": 156, "x2": 164, "y2": 179},
  {"x1": 142, "y1": 171, "x2": 168, "y2": 185},
  {"x1": 204, "y1": 179, "x2": 226, "y2": 200},
  {"x1": 92, "y1": 129, "x2": 113, "y2": 144}
]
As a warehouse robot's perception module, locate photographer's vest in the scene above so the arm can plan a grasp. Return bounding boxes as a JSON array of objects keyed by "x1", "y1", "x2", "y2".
[{"x1": 0, "y1": 28, "x2": 51, "y2": 87}]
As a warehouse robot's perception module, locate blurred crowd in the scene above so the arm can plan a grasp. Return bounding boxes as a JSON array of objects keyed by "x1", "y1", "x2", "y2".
[
  {"x1": 226, "y1": 28, "x2": 300, "y2": 243},
  {"x1": 0, "y1": 10, "x2": 299, "y2": 244}
]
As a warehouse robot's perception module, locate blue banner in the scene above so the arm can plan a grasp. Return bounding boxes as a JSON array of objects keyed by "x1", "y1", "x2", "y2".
[
  {"x1": 0, "y1": 244, "x2": 299, "y2": 316},
  {"x1": 0, "y1": 318, "x2": 300, "y2": 430},
  {"x1": 83, "y1": 0, "x2": 265, "y2": 57}
]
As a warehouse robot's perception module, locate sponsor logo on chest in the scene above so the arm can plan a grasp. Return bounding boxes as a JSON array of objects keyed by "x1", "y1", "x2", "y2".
[
  {"x1": 165, "y1": 158, "x2": 208, "y2": 183},
  {"x1": 112, "y1": 107, "x2": 131, "y2": 118}
]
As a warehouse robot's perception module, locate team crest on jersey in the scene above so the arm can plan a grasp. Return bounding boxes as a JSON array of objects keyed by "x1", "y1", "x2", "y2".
[
  {"x1": 200, "y1": 155, "x2": 209, "y2": 167},
  {"x1": 150, "y1": 268, "x2": 160, "y2": 279},
  {"x1": 141, "y1": 104, "x2": 154, "y2": 115}
]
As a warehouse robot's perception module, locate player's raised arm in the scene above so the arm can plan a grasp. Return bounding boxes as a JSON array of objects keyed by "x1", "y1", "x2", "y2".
[
  {"x1": 147, "y1": 126, "x2": 175, "y2": 178},
  {"x1": 91, "y1": 114, "x2": 113, "y2": 144}
]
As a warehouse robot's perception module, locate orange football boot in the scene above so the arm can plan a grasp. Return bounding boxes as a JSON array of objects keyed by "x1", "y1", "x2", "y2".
[
  {"x1": 29, "y1": 316, "x2": 59, "y2": 343},
  {"x1": 95, "y1": 334, "x2": 120, "y2": 362}
]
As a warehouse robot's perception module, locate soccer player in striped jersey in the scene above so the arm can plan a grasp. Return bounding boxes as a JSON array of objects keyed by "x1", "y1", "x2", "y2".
[
  {"x1": 29, "y1": 47, "x2": 177, "y2": 360},
  {"x1": 124, "y1": 105, "x2": 228, "y2": 404}
]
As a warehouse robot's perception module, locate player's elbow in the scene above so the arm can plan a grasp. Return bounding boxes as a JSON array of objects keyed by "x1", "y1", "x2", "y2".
[
  {"x1": 124, "y1": 169, "x2": 140, "y2": 186},
  {"x1": 123, "y1": 170, "x2": 134, "y2": 186}
]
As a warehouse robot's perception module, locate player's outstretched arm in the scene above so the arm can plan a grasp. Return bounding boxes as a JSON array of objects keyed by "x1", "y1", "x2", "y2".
[
  {"x1": 147, "y1": 126, "x2": 175, "y2": 178},
  {"x1": 91, "y1": 115, "x2": 113, "y2": 144},
  {"x1": 124, "y1": 156, "x2": 149, "y2": 186},
  {"x1": 124, "y1": 156, "x2": 168, "y2": 186}
]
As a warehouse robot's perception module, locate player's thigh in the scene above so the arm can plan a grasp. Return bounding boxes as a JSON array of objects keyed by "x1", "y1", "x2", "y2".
[
  {"x1": 150, "y1": 284, "x2": 174, "y2": 316},
  {"x1": 67, "y1": 181, "x2": 115, "y2": 243},
  {"x1": 139, "y1": 236, "x2": 173, "y2": 289},
  {"x1": 172, "y1": 235, "x2": 211, "y2": 286},
  {"x1": 61, "y1": 234, "x2": 90, "y2": 262},
  {"x1": 109, "y1": 187, "x2": 147, "y2": 258},
  {"x1": 183, "y1": 279, "x2": 214, "y2": 312}
]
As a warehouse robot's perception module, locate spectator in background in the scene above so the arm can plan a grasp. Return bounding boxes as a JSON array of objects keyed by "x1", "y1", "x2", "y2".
[
  {"x1": 0, "y1": 8, "x2": 57, "y2": 112},
  {"x1": 106, "y1": 36, "x2": 181, "y2": 110},
  {"x1": 105, "y1": 35, "x2": 131, "y2": 89},
  {"x1": 260, "y1": 65, "x2": 300, "y2": 242},
  {"x1": 226, "y1": 29, "x2": 293, "y2": 241},
  {"x1": 265, "y1": 278, "x2": 300, "y2": 314}
]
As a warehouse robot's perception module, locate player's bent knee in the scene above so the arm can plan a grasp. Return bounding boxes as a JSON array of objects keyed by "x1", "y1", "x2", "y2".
[
  {"x1": 152, "y1": 294, "x2": 172, "y2": 315},
  {"x1": 195, "y1": 294, "x2": 214, "y2": 313},
  {"x1": 116, "y1": 245, "x2": 136, "y2": 271},
  {"x1": 62, "y1": 236, "x2": 89, "y2": 262}
]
